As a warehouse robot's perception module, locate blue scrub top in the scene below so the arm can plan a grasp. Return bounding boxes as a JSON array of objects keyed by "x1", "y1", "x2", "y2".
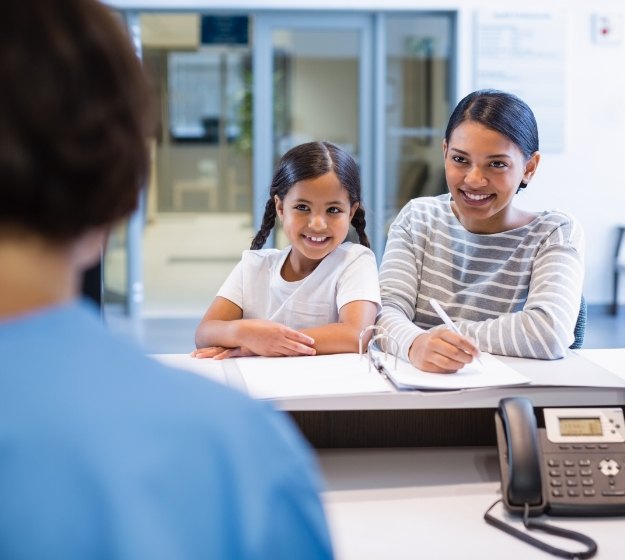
[{"x1": 0, "y1": 300, "x2": 333, "y2": 559}]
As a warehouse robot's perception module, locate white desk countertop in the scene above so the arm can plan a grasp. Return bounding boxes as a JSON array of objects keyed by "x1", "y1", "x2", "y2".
[
  {"x1": 153, "y1": 349, "x2": 625, "y2": 411},
  {"x1": 578, "y1": 348, "x2": 625, "y2": 380},
  {"x1": 318, "y1": 446, "x2": 624, "y2": 560}
]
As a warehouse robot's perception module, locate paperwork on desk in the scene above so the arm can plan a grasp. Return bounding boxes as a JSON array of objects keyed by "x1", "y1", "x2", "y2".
[
  {"x1": 231, "y1": 352, "x2": 530, "y2": 399},
  {"x1": 232, "y1": 353, "x2": 393, "y2": 399},
  {"x1": 374, "y1": 351, "x2": 530, "y2": 391},
  {"x1": 151, "y1": 350, "x2": 625, "y2": 401}
]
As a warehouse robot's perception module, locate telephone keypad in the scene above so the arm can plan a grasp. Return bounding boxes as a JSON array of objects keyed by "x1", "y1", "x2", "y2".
[{"x1": 543, "y1": 448, "x2": 625, "y2": 510}]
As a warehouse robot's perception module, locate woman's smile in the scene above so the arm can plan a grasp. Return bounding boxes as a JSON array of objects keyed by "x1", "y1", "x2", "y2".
[{"x1": 460, "y1": 190, "x2": 495, "y2": 206}]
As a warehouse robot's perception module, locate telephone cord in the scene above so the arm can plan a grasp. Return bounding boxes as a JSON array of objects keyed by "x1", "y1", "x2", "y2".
[{"x1": 483, "y1": 499, "x2": 598, "y2": 559}]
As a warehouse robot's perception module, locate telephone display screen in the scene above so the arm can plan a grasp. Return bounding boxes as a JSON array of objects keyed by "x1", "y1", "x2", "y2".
[{"x1": 558, "y1": 417, "x2": 603, "y2": 436}]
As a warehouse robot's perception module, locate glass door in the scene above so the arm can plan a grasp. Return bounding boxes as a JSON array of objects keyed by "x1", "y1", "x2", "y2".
[
  {"x1": 379, "y1": 13, "x2": 455, "y2": 247},
  {"x1": 253, "y1": 13, "x2": 373, "y2": 248},
  {"x1": 106, "y1": 12, "x2": 255, "y2": 318}
]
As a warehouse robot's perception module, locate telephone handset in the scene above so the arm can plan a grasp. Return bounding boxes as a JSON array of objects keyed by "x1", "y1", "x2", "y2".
[
  {"x1": 497, "y1": 396, "x2": 544, "y2": 513},
  {"x1": 495, "y1": 397, "x2": 625, "y2": 516}
]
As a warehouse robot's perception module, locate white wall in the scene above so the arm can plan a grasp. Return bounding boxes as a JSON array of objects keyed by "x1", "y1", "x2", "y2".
[
  {"x1": 514, "y1": 4, "x2": 625, "y2": 307},
  {"x1": 109, "y1": 0, "x2": 625, "y2": 306}
]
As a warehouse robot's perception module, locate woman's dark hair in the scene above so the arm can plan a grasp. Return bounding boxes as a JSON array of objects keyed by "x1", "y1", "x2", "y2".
[
  {"x1": 250, "y1": 141, "x2": 370, "y2": 249},
  {"x1": 445, "y1": 89, "x2": 539, "y2": 191},
  {"x1": 0, "y1": 0, "x2": 153, "y2": 241}
]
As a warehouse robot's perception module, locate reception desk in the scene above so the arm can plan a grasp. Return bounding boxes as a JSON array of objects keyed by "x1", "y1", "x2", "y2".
[
  {"x1": 154, "y1": 349, "x2": 625, "y2": 447},
  {"x1": 154, "y1": 349, "x2": 625, "y2": 559}
]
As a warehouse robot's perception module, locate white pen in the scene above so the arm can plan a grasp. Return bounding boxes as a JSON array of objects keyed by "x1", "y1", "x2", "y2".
[{"x1": 430, "y1": 298, "x2": 484, "y2": 366}]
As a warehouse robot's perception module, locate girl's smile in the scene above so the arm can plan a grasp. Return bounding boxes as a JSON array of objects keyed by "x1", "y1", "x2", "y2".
[{"x1": 303, "y1": 235, "x2": 329, "y2": 245}]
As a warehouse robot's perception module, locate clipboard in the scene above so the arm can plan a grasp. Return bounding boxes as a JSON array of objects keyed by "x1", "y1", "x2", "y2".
[{"x1": 361, "y1": 326, "x2": 531, "y2": 392}]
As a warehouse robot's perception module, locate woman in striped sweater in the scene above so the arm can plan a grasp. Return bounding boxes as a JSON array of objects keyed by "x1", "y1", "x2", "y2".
[{"x1": 377, "y1": 89, "x2": 584, "y2": 373}]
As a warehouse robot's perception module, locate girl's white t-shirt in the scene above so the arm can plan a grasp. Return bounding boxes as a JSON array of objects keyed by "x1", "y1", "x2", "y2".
[{"x1": 217, "y1": 242, "x2": 381, "y2": 330}]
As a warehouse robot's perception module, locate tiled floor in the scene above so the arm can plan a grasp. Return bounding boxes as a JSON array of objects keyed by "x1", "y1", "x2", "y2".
[{"x1": 105, "y1": 303, "x2": 625, "y2": 355}]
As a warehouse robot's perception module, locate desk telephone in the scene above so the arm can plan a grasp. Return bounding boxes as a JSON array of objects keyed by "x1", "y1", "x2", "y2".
[
  {"x1": 495, "y1": 397, "x2": 625, "y2": 516},
  {"x1": 487, "y1": 397, "x2": 625, "y2": 558}
]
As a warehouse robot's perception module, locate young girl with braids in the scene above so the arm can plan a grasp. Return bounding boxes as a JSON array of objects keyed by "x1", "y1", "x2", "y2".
[{"x1": 193, "y1": 141, "x2": 381, "y2": 359}]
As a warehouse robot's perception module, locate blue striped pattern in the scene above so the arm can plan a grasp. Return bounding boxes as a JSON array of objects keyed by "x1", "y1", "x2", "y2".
[{"x1": 377, "y1": 194, "x2": 585, "y2": 361}]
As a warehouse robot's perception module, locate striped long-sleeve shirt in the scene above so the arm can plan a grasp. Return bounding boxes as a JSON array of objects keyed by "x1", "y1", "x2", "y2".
[{"x1": 377, "y1": 194, "x2": 585, "y2": 361}]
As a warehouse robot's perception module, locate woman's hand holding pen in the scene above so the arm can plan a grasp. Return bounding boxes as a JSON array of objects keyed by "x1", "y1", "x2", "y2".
[
  {"x1": 193, "y1": 319, "x2": 316, "y2": 359},
  {"x1": 408, "y1": 329, "x2": 481, "y2": 373}
]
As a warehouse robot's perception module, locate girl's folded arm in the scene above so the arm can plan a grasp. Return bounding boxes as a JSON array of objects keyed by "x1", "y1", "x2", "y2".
[
  {"x1": 195, "y1": 296, "x2": 245, "y2": 349},
  {"x1": 195, "y1": 296, "x2": 315, "y2": 357},
  {"x1": 300, "y1": 299, "x2": 378, "y2": 355}
]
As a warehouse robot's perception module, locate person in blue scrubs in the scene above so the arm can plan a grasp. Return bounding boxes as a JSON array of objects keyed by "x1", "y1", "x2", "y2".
[{"x1": 0, "y1": 1, "x2": 334, "y2": 558}]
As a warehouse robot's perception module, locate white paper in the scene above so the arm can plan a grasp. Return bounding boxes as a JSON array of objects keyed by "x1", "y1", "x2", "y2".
[
  {"x1": 234, "y1": 353, "x2": 393, "y2": 399},
  {"x1": 376, "y1": 351, "x2": 530, "y2": 391}
]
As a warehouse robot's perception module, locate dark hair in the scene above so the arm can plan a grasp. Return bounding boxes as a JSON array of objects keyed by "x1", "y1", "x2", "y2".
[
  {"x1": 0, "y1": 0, "x2": 153, "y2": 241},
  {"x1": 250, "y1": 141, "x2": 370, "y2": 249},
  {"x1": 445, "y1": 89, "x2": 539, "y2": 191}
]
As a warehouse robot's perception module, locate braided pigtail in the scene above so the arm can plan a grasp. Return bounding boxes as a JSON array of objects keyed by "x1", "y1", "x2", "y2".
[
  {"x1": 250, "y1": 198, "x2": 277, "y2": 249},
  {"x1": 351, "y1": 206, "x2": 370, "y2": 248}
]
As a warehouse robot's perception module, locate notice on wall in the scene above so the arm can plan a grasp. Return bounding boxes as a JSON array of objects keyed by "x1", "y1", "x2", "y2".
[
  {"x1": 168, "y1": 52, "x2": 220, "y2": 141},
  {"x1": 474, "y1": 11, "x2": 565, "y2": 152}
]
